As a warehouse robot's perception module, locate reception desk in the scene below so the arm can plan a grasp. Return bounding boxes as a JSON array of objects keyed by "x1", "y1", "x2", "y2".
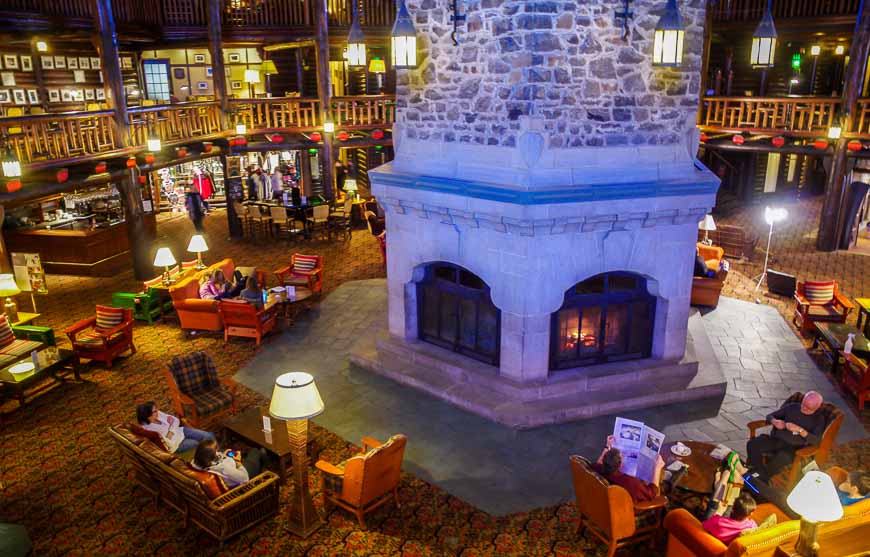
[{"x1": 4, "y1": 214, "x2": 157, "y2": 276}]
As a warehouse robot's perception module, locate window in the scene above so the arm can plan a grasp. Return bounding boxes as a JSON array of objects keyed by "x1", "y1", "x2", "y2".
[{"x1": 143, "y1": 60, "x2": 171, "y2": 102}]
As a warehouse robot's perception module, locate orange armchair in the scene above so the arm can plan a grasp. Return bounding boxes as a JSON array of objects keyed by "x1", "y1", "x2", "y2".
[
  {"x1": 793, "y1": 280, "x2": 853, "y2": 335},
  {"x1": 692, "y1": 244, "x2": 728, "y2": 308},
  {"x1": 315, "y1": 434, "x2": 407, "y2": 528},
  {"x1": 747, "y1": 392, "x2": 844, "y2": 492},
  {"x1": 274, "y1": 254, "x2": 323, "y2": 296},
  {"x1": 217, "y1": 300, "x2": 277, "y2": 346},
  {"x1": 841, "y1": 353, "x2": 870, "y2": 410},
  {"x1": 569, "y1": 455, "x2": 667, "y2": 557},
  {"x1": 164, "y1": 351, "x2": 237, "y2": 427},
  {"x1": 65, "y1": 305, "x2": 135, "y2": 368}
]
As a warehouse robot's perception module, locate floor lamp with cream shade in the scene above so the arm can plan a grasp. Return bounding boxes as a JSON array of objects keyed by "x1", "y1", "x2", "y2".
[{"x1": 269, "y1": 372, "x2": 324, "y2": 537}]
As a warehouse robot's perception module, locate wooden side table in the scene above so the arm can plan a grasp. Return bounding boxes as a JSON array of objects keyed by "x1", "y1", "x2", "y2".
[
  {"x1": 856, "y1": 297, "x2": 870, "y2": 338},
  {"x1": 12, "y1": 312, "x2": 40, "y2": 326}
]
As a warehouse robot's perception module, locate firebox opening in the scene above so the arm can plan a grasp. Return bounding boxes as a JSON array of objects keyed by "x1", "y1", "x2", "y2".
[
  {"x1": 550, "y1": 272, "x2": 656, "y2": 370},
  {"x1": 417, "y1": 262, "x2": 500, "y2": 365}
]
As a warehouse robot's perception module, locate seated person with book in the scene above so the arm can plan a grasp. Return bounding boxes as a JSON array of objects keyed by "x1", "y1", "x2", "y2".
[
  {"x1": 192, "y1": 439, "x2": 267, "y2": 489},
  {"x1": 702, "y1": 493, "x2": 759, "y2": 544},
  {"x1": 136, "y1": 401, "x2": 215, "y2": 454},
  {"x1": 594, "y1": 435, "x2": 665, "y2": 502},
  {"x1": 239, "y1": 277, "x2": 265, "y2": 309},
  {"x1": 838, "y1": 471, "x2": 870, "y2": 506}
]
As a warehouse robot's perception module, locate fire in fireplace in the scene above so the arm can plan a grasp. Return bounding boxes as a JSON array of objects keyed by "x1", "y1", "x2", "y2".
[
  {"x1": 550, "y1": 272, "x2": 655, "y2": 370},
  {"x1": 417, "y1": 263, "x2": 500, "y2": 365}
]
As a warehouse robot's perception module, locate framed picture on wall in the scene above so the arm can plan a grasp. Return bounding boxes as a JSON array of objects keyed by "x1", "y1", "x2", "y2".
[
  {"x1": 53, "y1": 56, "x2": 65, "y2": 69},
  {"x1": 84, "y1": 89, "x2": 95, "y2": 100},
  {"x1": 61, "y1": 89, "x2": 72, "y2": 102},
  {"x1": 3, "y1": 55, "x2": 17, "y2": 70},
  {"x1": 121, "y1": 57, "x2": 133, "y2": 69},
  {"x1": 0, "y1": 90, "x2": 10, "y2": 104},
  {"x1": 67, "y1": 57, "x2": 78, "y2": 69},
  {"x1": 73, "y1": 70, "x2": 85, "y2": 83},
  {"x1": 95, "y1": 88, "x2": 105, "y2": 100},
  {"x1": 26, "y1": 89, "x2": 38, "y2": 104},
  {"x1": 206, "y1": 66, "x2": 213, "y2": 76},
  {"x1": 173, "y1": 67, "x2": 185, "y2": 79},
  {"x1": 1, "y1": 72, "x2": 14, "y2": 87},
  {"x1": 90, "y1": 57, "x2": 101, "y2": 69},
  {"x1": 73, "y1": 89, "x2": 84, "y2": 101},
  {"x1": 230, "y1": 81, "x2": 242, "y2": 90},
  {"x1": 12, "y1": 89, "x2": 26, "y2": 105},
  {"x1": 78, "y1": 57, "x2": 90, "y2": 70},
  {"x1": 41, "y1": 56, "x2": 54, "y2": 69},
  {"x1": 48, "y1": 89, "x2": 60, "y2": 103},
  {"x1": 197, "y1": 81, "x2": 208, "y2": 90},
  {"x1": 228, "y1": 53, "x2": 241, "y2": 63},
  {"x1": 20, "y1": 56, "x2": 32, "y2": 71},
  {"x1": 194, "y1": 54, "x2": 206, "y2": 64}
]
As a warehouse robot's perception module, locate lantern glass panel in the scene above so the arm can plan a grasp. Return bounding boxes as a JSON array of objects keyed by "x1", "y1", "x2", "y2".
[
  {"x1": 347, "y1": 42, "x2": 366, "y2": 67},
  {"x1": 653, "y1": 29, "x2": 684, "y2": 66},
  {"x1": 391, "y1": 35, "x2": 417, "y2": 69},
  {"x1": 2, "y1": 159, "x2": 21, "y2": 178},
  {"x1": 751, "y1": 37, "x2": 776, "y2": 67}
]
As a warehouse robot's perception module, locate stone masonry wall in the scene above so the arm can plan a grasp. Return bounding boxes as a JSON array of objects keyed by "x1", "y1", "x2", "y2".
[{"x1": 398, "y1": 0, "x2": 706, "y2": 148}]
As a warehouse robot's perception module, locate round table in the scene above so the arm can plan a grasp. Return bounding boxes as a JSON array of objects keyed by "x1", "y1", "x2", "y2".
[
  {"x1": 269, "y1": 287, "x2": 313, "y2": 324},
  {"x1": 662, "y1": 440, "x2": 719, "y2": 499}
]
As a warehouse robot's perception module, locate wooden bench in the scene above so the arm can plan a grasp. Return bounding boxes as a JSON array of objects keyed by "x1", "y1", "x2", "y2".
[{"x1": 697, "y1": 223, "x2": 758, "y2": 261}]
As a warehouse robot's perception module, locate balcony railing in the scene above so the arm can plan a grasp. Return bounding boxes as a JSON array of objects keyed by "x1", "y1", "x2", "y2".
[
  {"x1": 332, "y1": 95, "x2": 396, "y2": 129},
  {"x1": 0, "y1": 110, "x2": 120, "y2": 167},
  {"x1": 230, "y1": 98, "x2": 322, "y2": 132},
  {"x1": 711, "y1": 0, "x2": 860, "y2": 23},
  {"x1": 699, "y1": 97, "x2": 841, "y2": 136},
  {"x1": 128, "y1": 101, "x2": 224, "y2": 147}
]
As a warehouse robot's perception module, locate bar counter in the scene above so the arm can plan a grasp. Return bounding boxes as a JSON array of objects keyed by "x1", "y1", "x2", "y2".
[{"x1": 4, "y1": 214, "x2": 157, "y2": 277}]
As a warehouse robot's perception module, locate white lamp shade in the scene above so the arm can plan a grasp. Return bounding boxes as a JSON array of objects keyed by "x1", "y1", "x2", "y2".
[
  {"x1": 323, "y1": 121, "x2": 335, "y2": 133},
  {"x1": 653, "y1": 28, "x2": 684, "y2": 67},
  {"x1": 269, "y1": 372, "x2": 324, "y2": 420},
  {"x1": 343, "y1": 178, "x2": 358, "y2": 192},
  {"x1": 153, "y1": 247, "x2": 177, "y2": 267},
  {"x1": 244, "y1": 68, "x2": 261, "y2": 84},
  {"x1": 147, "y1": 136, "x2": 161, "y2": 152},
  {"x1": 764, "y1": 206, "x2": 788, "y2": 225},
  {"x1": 236, "y1": 122, "x2": 247, "y2": 135},
  {"x1": 787, "y1": 471, "x2": 844, "y2": 522},
  {"x1": 347, "y1": 42, "x2": 366, "y2": 67},
  {"x1": 0, "y1": 273, "x2": 21, "y2": 297},
  {"x1": 187, "y1": 234, "x2": 209, "y2": 253},
  {"x1": 698, "y1": 214, "x2": 717, "y2": 231}
]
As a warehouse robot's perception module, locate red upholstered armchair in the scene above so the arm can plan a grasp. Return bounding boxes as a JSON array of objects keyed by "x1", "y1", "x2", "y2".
[
  {"x1": 217, "y1": 300, "x2": 277, "y2": 346},
  {"x1": 164, "y1": 351, "x2": 237, "y2": 427},
  {"x1": 65, "y1": 305, "x2": 135, "y2": 368},
  {"x1": 793, "y1": 280, "x2": 853, "y2": 334},
  {"x1": 842, "y1": 353, "x2": 870, "y2": 410},
  {"x1": 274, "y1": 253, "x2": 323, "y2": 296}
]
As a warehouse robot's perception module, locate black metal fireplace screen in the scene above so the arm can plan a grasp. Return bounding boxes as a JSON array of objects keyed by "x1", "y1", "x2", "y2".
[
  {"x1": 550, "y1": 272, "x2": 655, "y2": 370},
  {"x1": 417, "y1": 263, "x2": 500, "y2": 365}
]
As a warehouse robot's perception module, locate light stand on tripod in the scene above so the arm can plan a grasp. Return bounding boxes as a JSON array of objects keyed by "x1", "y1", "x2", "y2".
[{"x1": 754, "y1": 206, "x2": 788, "y2": 303}]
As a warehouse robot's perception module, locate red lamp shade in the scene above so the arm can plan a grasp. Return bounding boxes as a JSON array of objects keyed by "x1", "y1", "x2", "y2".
[
  {"x1": 270, "y1": 134, "x2": 284, "y2": 143},
  {"x1": 732, "y1": 135, "x2": 745, "y2": 145},
  {"x1": 126, "y1": 156, "x2": 137, "y2": 168},
  {"x1": 337, "y1": 131, "x2": 350, "y2": 141},
  {"x1": 203, "y1": 141, "x2": 213, "y2": 153},
  {"x1": 56, "y1": 168, "x2": 69, "y2": 183},
  {"x1": 95, "y1": 162, "x2": 107, "y2": 174},
  {"x1": 699, "y1": 132, "x2": 708, "y2": 142},
  {"x1": 177, "y1": 147, "x2": 188, "y2": 157},
  {"x1": 4, "y1": 179, "x2": 21, "y2": 192},
  {"x1": 848, "y1": 140, "x2": 863, "y2": 151},
  {"x1": 372, "y1": 129, "x2": 385, "y2": 140},
  {"x1": 309, "y1": 132, "x2": 322, "y2": 142},
  {"x1": 772, "y1": 136, "x2": 785, "y2": 148},
  {"x1": 813, "y1": 139, "x2": 829, "y2": 150},
  {"x1": 138, "y1": 175, "x2": 147, "y2": 184},
  {"x1": 145, "y1": 153, "x2": 155, "y2": 164}
]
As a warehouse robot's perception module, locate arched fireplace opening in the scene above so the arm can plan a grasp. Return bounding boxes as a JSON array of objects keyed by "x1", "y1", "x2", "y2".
[
  {"x1": 417, "y1": 262, "x2": 500, "y2": 365},
  {"x1": 550, "y1": 272, "x2": 656, "y2": 370}
]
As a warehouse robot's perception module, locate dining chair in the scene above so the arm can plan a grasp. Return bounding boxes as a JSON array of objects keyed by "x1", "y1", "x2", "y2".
[
  {"x1": 307, "y1": 204, "x2": 330, "y2": 239},
  {"x1": 247, "y1": 205, "x2": 273, "y2": 239},
  {"x1": 269, "y1": 206, "x2": 291, "y2": 238}
]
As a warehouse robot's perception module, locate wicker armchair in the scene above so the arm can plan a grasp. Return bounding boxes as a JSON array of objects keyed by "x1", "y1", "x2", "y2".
[
  {"x1": 164, "y1": 351, "x2": 237, "y2": 427},
  {"x1": 315, "y1": 434, "x2": 406, "y2": 528}
]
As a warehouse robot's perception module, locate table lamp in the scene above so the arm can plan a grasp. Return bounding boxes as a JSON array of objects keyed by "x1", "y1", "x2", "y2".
[
  {"x1": 343, "y1": 177, "x2": 358, "y2": 200},
  {"x1": 0, "y1": 274, "x2": 21, "y2": 323},
  {"x1": 186, "y1": 234, "x2": 209, "y2": 270},
  {"x1": 244, "y1": 68, "x2": 261, "y2": 99},
  {"x1": 786, "y1": 471, "x2": 844, "y2": 556},
  {"x1": 153, "y1": 247, "x2": 177, "y2": 285},
  {"x1": 269, "y1": 372, "x2": 324, "y2": 538},
  {"x1": 698, "y1": 214, "x2": 716, "y2": 245}
]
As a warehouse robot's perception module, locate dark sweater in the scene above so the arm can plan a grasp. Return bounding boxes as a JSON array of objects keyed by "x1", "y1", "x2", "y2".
[{"x1": 766, "y1": 402, "x2": 827, "y2": 447}]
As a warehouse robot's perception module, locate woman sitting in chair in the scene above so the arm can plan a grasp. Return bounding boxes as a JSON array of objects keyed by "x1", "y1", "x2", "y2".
[
  {"x1": 199, "y1": 269, "x2": 244, "y2": 300},
  {"x1": 239, "y1": 276, "x2": 264, "y2": 309},
  {"x1": 593, "y1": 435, "x2": 665, "y2": 503},
  {"x1": 192, "y1": 439, "x2": 267, "y2": 489}
]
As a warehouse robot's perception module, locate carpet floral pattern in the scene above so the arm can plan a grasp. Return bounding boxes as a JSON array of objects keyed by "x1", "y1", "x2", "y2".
[{"x1": 0, "y1": 204, "x2": 867, "y2": 556}]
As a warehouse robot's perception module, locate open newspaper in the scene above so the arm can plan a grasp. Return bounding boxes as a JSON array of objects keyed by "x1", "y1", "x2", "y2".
[{"x1": 612, "y1": 417, "x2": 665, "y2": 484}]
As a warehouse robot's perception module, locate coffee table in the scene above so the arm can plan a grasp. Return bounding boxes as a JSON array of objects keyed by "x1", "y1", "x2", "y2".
[
  {"x1": 270, "y1": 286, "x2": 313, "y2": 324},
  {"x1": 222, "y1": 406, "x2": 319, "y2": 482},
  {"x1": 662, "y1": 440, "x2": 719, "y2": 508},
  {"x1": 856, "y1": 297, "x2": 870, "y2": 338},
  {"x1": 0, "y1": 347, "x2": 79, "y2": 406},
  {"x1": 813, "y1": 322, "x2": 870, "y2": 376}
]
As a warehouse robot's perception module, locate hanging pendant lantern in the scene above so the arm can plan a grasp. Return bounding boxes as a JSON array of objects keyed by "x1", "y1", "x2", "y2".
[
  {"x1": 750, "y1": 0, "x2": 777, "y2": 68},
  {"x1": 347, "y1": 2, "x2": 367, "y2": 68},
  {"x1": 146, "y1": 134, "x2": 161, "y2": 152},
  {"x1": 1, "y1": 147, "x2": 22, "y2": 178},
  {"x1": 391, "y1": 0, "x2": 418, "y2": 70},
  {"x1": 652, "y1": 0, "x2": 685, "y2": 67}
]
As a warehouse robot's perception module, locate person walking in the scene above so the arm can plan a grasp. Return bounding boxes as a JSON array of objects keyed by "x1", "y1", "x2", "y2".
[
  {"x1": 192, "y1": 166, "x2": 214, "y2": 213},
  {"x1": 185, "y1": 185, "x2": 205, "y2": 232}
]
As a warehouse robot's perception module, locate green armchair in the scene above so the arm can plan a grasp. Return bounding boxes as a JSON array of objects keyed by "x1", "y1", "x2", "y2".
[
  {"x1": 12, "y1": 325, "x2": 55, "y2": 347},
  {"x1": 112, "y1": 288, "x2": 173, "y2": 325}
]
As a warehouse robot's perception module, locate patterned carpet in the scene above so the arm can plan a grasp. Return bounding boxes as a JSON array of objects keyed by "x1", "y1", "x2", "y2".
[{"x1": 0, "y1": 203, "x2": 867, "y2": 556}]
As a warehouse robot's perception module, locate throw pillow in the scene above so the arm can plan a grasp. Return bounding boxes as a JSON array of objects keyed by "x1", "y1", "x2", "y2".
[
  {"x1": 95, "y1": 305, "x2": 124, "y2": 331},
  {"x1": 183, "y1": 463, "x2": 230, "y2": 499},
  {"x1": 293, "y1": 255, "x2": 317, "y2": 272},
  {"x1": 739, "y1": 513, "x2": 777, "y2": 537},
  {"x1": 0, "y1": 314, "x2": 15, "y2": 348},
  {"x1": 129, "y1": 423, "x2": 169, "y2": 452},
  {"x1": 804, "y1": 280, "x2": 836, "y2": 305}
]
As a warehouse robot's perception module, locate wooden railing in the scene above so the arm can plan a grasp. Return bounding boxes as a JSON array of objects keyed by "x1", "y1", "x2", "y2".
[
  {"x1": 332, "y1": 95, "x2": 396, "y2": 128},
  {"x1": 128, "y1": 101, "x2": 223, "y2": 147},
  {"x1": 230, "y1": 98, "x2": 322, "y2": 131},
  {"x1": 711, "y1": 0, "x2": 861, "y2": 23},
  {"x1": 1, "y1": 0, "x2": 162, "y2": 24},
  {"x1": 856, "y1": 100, "x2": 870, "y2": 137},
  {"x1": 699, "y1": 97, "x2": 841, "y2": 136},
  {"x1": 0, "y1": 111, "x2": 119, "y2": 166}
]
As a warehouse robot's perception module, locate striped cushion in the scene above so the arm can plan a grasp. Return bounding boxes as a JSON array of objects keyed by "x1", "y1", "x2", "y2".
[
  {"x1": 95, "y1": 305, "x2": 125, "y2": 331},
  {"x1": 182, "y1": 260, "x2": 198, "y2": 270},
  {"x1": 0, "y1": 314, "x2": 14, "y2": 348},
  {"x1": 0, "y1": 339, "x2": 42, "y2": 357},
  {"x1": 293, "y1": 254, "x2": 318, "y2": 272},
  {"x1": 804, "y1": 280, "x2": 836, "y2": 305}
]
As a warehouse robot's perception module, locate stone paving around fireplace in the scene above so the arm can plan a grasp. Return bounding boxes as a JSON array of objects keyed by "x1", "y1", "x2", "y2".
[{"x1": 233, "y1": 279, "x2": 867, "y2": 516}]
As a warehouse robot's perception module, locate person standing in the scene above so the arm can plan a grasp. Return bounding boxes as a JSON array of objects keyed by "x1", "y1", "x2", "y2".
[
  {"x1": 185, "y1": 185, "x2": 205, "y2": 232},
  {"x1": 192, "y1": 167, "x2": 214, "y2": 213},
  {"x1": 255, "y1": 168, "x2": 270, "y2": 200},
  {"x1": 270, "y1": 167, "x2": 284, "y2": 200},
  {"x1": 246, "y1": 166, "x2": 258, "y2": 201}
]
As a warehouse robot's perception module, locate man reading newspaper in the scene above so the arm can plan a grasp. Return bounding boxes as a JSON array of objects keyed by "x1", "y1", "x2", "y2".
[{"x1": 592, "y1": 417, "x2": 666, "y2": 502}]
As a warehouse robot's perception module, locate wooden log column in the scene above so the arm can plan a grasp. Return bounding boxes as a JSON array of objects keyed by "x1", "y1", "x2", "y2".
[
  {"x1": 817, "y1": 3, "x2": 870, "y2": 251},
  {"x1": 0, "y1": 206, "x2": 12, "y2": 273},
  {"x1": 315, "y1": 0, "x2": 335, "y2": 200},
  {"x1": 296, "y1": 49, "x2": 305, "y2": 96},
  {"x1": 94, "y1": 0, "x2": 151, "y2": 279},
  {"x1": 207, "y1": 0, "x2": 229, "y2": 126}
]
